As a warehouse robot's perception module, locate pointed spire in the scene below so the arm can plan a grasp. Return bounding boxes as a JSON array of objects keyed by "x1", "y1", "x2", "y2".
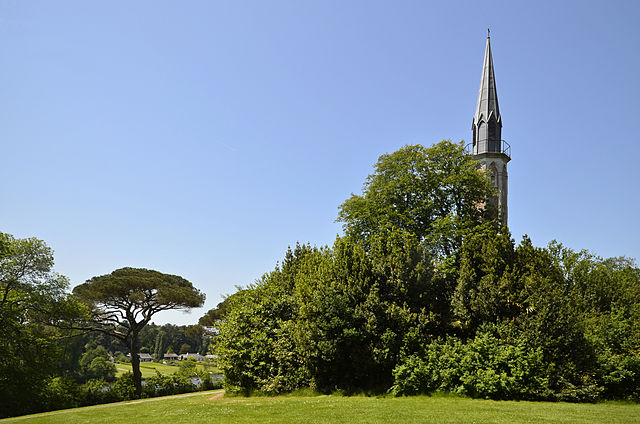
[
  {"x1": 470, "y1": 33, "x2": 510, "y2": 226},
  {"x1": 472, "y1": 35, "x2": 502, "y2": 154}
]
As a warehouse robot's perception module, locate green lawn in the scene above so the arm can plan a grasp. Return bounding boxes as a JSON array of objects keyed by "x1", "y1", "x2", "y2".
[
  {"x1": 2, "y1": 392, "x2": 639, "y2": 424},
  {"x1": 114, "y1": 361, "x2": 219, "y2": 378}
]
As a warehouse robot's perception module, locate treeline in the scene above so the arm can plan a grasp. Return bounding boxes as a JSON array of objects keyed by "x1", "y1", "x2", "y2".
[
  {"x1": 73, "y1": 322, "x2": 210, "y2": 360},
  {"x1": 0, "y1": 232, "x2": 210, "y2": 418},
  {"x1": 212, "y1": 141, "x2": 640, "y2": 401}
]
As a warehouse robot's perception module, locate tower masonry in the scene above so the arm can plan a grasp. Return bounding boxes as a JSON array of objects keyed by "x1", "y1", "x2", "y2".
[{"x1": 471, "y1": 35, "x2": 510, "y2": 225}]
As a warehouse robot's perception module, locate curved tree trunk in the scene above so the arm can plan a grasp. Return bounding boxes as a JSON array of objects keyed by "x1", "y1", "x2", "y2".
[{"x1": 130, "y1": 332, "x2": 142, "y2": 397}]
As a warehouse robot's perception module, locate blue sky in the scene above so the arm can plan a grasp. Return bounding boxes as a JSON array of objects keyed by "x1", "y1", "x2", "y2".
[{"x1": 2, "y1": 1, "x2": 639, "y2": 325}]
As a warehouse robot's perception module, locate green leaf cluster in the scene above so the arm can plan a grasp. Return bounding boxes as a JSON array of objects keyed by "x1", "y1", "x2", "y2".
[
  {"x1": 391, "y1": 328, "x2": 550, "y2": 400},
  {"x1": 79, "y1": 346, "x2": 116, "y2": 382},
  {"x1": 0, "y1": 233, "x2": 84, "y2": 418},
  {"x1": 337, "y1": 141, "x2": 495, "y2": 255}
]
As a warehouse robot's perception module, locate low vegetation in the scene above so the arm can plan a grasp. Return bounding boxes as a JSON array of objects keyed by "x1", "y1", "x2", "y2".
[{"x1": 32, "y1": 371, "x2": 222, "y2": 413}]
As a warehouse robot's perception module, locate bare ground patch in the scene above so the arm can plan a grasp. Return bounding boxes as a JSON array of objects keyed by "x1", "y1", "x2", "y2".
[{"x1": 207, "y1": 392, "x2": 226, "y2": 401}]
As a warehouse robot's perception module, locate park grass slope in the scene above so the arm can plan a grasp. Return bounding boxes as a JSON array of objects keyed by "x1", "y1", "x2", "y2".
[{"x1": 2, "y1": 392, "x2": 639, "y2": 424}]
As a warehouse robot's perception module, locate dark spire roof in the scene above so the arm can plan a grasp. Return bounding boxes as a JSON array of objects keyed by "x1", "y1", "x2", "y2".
[
  {"x1": 474, "y1": 36, "x2": 501, "y2": 127},
  {"x1": 472, "y1": 35, "x2": 503, "y2": 154}
]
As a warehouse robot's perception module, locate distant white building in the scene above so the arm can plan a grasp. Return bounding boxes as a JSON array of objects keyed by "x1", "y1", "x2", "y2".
[
  {"x1": 127, "y1": 353, "x2": 153, "y2": 362},
  {"x1": 180, "y1": 353, "x2": 205, "y2": 361}
]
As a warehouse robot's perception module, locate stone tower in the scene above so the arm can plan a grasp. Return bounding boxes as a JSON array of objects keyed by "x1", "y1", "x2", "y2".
[{"x1": 471, "y1": 34, "x2": 510, "y2": 225}]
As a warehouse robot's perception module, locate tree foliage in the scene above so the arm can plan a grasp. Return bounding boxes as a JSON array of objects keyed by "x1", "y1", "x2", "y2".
[
  {"x1": 214, "y1": 141, "x2": 640, "y2": 401},
  {"x1": 199, "y1": 297, "x2": 233, "y2": 327},
  {"x1": 79, "y1": 346, "x2": 116, "y2": 382},
  {"x1": 0, "y1": 235, "x2": 214, "y2": 418},
  {"x1": 337, "y1": 141, "x2": 495, "y2": 256},
  {"x1": 72, "y1": 267, "x2": 205, "y2": 397},
  {"x1": 0, "y1": 233, "x2": 83, "y2": 418}
]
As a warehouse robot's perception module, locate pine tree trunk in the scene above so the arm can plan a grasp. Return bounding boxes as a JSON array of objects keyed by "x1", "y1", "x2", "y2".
[{"x1": 130, "y1": 332, "x2": 142, "y2": 397}]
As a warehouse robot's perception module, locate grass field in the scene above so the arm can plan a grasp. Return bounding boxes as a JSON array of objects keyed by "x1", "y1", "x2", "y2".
[
  {"x1": 114, "y1": 361, "x2": 219, "y2": 378},
  {"x1": 2, "y1": 391, "x2": 639, "y2": 424}
]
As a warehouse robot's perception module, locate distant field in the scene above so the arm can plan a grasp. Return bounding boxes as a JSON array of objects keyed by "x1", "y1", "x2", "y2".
[
  {"x1": 3, "y1": 392, "x2": 639, "y2": 424},
  {"x1": 114, "y1": 361, "x2": 219, "y2": 378}
]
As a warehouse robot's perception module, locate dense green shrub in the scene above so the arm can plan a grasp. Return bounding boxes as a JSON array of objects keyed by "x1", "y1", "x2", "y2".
[
  {"x1": 42, "y1": 377, "x2": 81, "y2": 411},
  {"x1": 79, "y1": 346, "x2": 116, "y2": 382},
  {"x1": 391, "y1": 330, "x2": 550, "y2": 400},
  {"x1": 115, "y1": 352, "x2": 129, "y2": 362},
  {"x1": 142, "y1": 372, "x2": 195, "y2": 397},
  {"x1": 215, "y1": 226, "x2": 640, "y2": 400},
  {"x1": 111, "y1": 372, "x2": 136, "y2": 401},
  {"x1": 81, "y1": 378, "x2": 119, "y2": 405},
  {"x1": 597, "y1": 353, "x2": 640, "y2": 400},
  {"x1": 196, "y1": 370, "x2": 223, "y2": 390},
  {"x1": 177, "y1": 357, "x2": 198, "y2": 375}
]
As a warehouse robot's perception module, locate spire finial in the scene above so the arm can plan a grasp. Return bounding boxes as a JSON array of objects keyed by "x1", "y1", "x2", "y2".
[{"x1": 487, "y1": 27, "x2": 490, "y2": 38}]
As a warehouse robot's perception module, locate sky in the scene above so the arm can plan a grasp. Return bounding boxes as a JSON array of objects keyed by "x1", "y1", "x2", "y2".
[{"x1": 2, "y1": 0, "x2": 639, "y2": 326}]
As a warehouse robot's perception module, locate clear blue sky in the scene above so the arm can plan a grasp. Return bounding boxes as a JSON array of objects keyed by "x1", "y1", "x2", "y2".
[{"x1": 2, "y1": 1, "x2": 639, "y2": 325}]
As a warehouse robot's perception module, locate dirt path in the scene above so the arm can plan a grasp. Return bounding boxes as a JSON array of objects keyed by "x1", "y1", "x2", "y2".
[
  {"x1": 2, "y1": 390, "x2": 225, "y2": 422},
  {"x1": 207, "y1": 391, "x2": 225, "y2": 401}
]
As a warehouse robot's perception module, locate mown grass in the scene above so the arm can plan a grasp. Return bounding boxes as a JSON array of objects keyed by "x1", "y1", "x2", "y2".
[
  {"x1": 114, "y1": 361, "x2": 219, "y2": 378},
  {"x1": 3, "y1": 391, "x2": 639, "y2": 424}
]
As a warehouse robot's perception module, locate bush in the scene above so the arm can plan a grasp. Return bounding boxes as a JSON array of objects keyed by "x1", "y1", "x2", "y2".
[
  {"x1": 197, "y1": 371, "x2": 224, "y2": 390},
  {"x1": 391, "y1": 340, "x2": 464, "y2": 396},
  {"x1": 553, "y1": 375, "x2": 603, "y2": 403},
  {"x1": 391, "y1": 332, "x2": 550, "y2": 400},
  {"x1": 173, "y1": 374, "x2": 196, "y2": 393},
  {"x1": 112, "y1": 372, "x2": 136, "y2": 401},
  {"x1": 177, "y1": 357, "x2": 198, "y2": 376},
  {"x1": 79, "y1": 346, "x2": 117, "y2": 382},
  {"x1": 42, "y1": 377, "x2": 81, "y2": 411},
  {"x1": 115, "y1": 353, "x2": 129, "y2": 363},
  {"x1": 86, "y1": 357, "x2": 117, "y2": 382},
  {"x1": 140, "y1": 369, "x2": 199, "y2": 398},
  {"x1": 598, "y1": 353, "x2": 640, "y2": 400},
  {"x1": 81, "y1": 379, "x2": 119, "y2": 406}
]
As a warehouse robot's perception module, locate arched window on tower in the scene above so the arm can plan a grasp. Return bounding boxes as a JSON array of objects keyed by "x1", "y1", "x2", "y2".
[
  {"x1": 489, "y1": 162, "x2": 498, "y2": 186},
  {"x1": 478, "y1": 121, "x2": 487, "y2": 151},
  {"x1": 487, "y1": 115, "x2": 500, "y2": 152}
]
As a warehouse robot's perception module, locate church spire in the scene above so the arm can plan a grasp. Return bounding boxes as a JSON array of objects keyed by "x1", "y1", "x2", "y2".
[
  {"x1": 470, "y1": 34, "x2": 510, "y2": 226},
  {"x1": 472, "y1": 34, "x2": 502, "y2": 154}
]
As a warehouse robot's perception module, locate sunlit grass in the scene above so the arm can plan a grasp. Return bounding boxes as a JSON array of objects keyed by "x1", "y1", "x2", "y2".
[
  {"x1": 114, "y1": 361, "x2": 220, "y2": 378},
  {"x1": 3, "y1": 391, "x2": 639, "y2": 424}
]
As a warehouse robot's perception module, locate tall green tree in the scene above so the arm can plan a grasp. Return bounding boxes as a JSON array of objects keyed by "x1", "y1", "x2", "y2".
[
  {"x1": 185, "y1": 324, "x2": 205, "y2": 354},
  {"x1": 452, "y1": 224, "x2": 518, "y2": 330},
  {"x1": 153, "y1": 330, "x2": 166, "y2": 360},
  {"x1": 215, "y1": 244, "x2": 318, "y2": 394},
  {"x1": 337, "y1": 141, "x2": 495, "y2": 256},
  {"x1": 292, "y1": 230, "x2": 437, "y2": 391},
  {"x1": 0, "y1": 233, "x2": 81, "y2": 418},
  {"x1": 73, "y1": 267, "x2": 205, "y2": 397}
]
